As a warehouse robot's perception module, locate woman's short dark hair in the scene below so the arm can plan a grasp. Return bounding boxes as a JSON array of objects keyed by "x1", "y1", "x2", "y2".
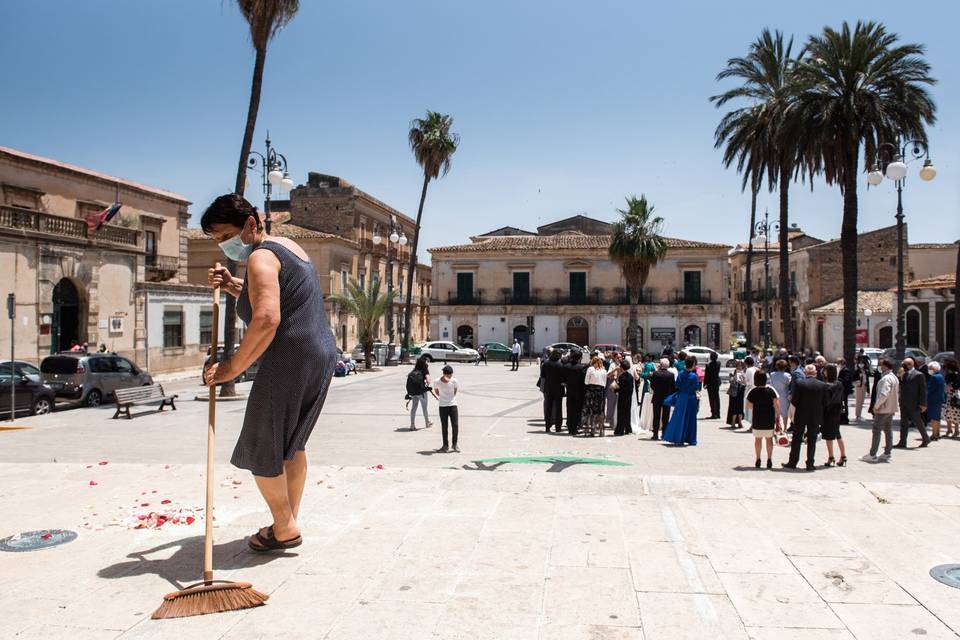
[
  {"x1": 200, "y1": 193, "x2": 262, "y2": 234},
  {"x1": 776, "y1": 359, "x2": 787, "y2": 371},
  {"x1": 754, "y1": 370, "x2": 767, "y2": 386},
  {"x1": 549, "y1": 349, "x2": 561, "y2": 362},
  {"x1": 744, "y1": 356, "x2": 754, "y2": 366},
  {"x1": 824, "y1": 363, "x2": 838, "y2": 382},
  {"x1": 685, "y1": 355, "x2": 697, "y2": 370}
]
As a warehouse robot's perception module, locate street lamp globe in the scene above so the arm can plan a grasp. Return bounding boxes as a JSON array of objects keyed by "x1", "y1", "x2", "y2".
[
  {"x1": 372, "y1": 233, "x2": 382, "y2": 245},
  {"x1": 389, "y1": 231, "x2": 400, "y2": 244},
  {"x1": 399, "y1": 234, "x2": 408, "y2": 246},
  {"x1": 281, "y1": 173, "x2": 295, "y2": 192},
  {"x1": 885, "y1": 160, "x2": 908, "y2": 182},
  {"x1": 268, "y1": 168, "x2": 284, "y2": 187},
  {"x1": 754, "y1": 233, "x2": 767, "y2": 246},
  {"x1": 867, "y1": 170, "x2": 884, "y2": 186},
  {"x1": 919, "y1": 159, "x2": 937, "y2": 182},
  {"x1": 864, "y1": 308, "x2": 873, "y2": 318}
]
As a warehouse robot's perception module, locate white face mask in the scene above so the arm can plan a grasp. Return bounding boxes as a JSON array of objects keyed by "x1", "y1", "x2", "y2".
[{"x1": 218, "y1": 227, "x2": 254, "y2": 261}]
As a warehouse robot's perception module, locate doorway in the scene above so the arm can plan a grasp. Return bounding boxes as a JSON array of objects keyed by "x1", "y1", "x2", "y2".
[
  {"x1": 878, "y1": 325, "x2": 893, "y2": 349},
  {"x1": 683, "y1": 324, "x2": 702, "y2": 346},
  {"x1": 457, "y1": 324, "x2": 475, "y2": 348},
  {"x1": 512, "y1": 324, "x2": 529, "y2": 355},
  {"x1": 52, "y1": 278, "x2": 81, "y2": 353},
  {"x1": 566, "y1": 316, "x2": 588, "y2": 346}
]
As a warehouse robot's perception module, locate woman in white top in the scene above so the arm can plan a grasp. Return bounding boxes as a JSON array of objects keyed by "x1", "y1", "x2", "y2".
[
  {"x1": 742, "y1": 356, "x2": 757, "y2": 427},
  {"x1": 582, "y1": 355, "x2": 608, "y2": 437},
  {"x1": 432, "y1": 364, "x2": 460, "y2": 453},
  {"x1": 624, "y1": 356, "x2": 645, "y2": 436}
]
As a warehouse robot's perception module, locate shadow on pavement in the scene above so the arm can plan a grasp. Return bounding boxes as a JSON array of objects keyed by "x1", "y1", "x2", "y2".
[{"x1": 97, "y1": 535, "x2": 297, "y2": 590}]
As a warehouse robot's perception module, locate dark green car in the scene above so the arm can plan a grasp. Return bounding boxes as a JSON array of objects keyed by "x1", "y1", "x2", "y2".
[{"x1": 480, "y1": 342, "x2": 512, "y2": 361}]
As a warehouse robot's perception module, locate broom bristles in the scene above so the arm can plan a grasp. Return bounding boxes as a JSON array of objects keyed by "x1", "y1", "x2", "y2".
[{"x1": 152, "y1": 581, "x2": 268, "y2": 619}]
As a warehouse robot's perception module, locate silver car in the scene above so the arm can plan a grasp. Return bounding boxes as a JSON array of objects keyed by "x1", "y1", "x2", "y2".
[
  {"x1": 40, "y1": 353, "x2": 153, "y2": 407},
  {"x1": 418, "y1": 341, "x2": 479, "y2": 363}
]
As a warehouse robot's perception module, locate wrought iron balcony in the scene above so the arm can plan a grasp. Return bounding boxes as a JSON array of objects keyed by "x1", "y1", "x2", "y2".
[
  {"x1": 673, "y1": 289, "x2": 714, "y2": 304},
  {"x1": 0, "y1": 206, "x2": 140, "y2": 250},
  {"x1": 145, "y1": 254, "x2": 179, "y2": 281}
]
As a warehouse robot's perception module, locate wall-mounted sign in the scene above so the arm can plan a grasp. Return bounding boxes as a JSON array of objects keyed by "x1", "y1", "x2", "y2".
[
  {"x1": 651, "y1": 328, "x2": 676, "y2": 342},
  {"x1": 109, "y1": 316, "x2": 124, "y2": 334}
]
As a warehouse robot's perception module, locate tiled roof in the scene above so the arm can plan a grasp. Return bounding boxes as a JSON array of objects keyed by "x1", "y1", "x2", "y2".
[
  {"x1": 186, "y1": 223, "x2": 351, "y2": 242},
  {"x1": 810, "y1": 291, "x2": 894, "y2": 314},
  {"x1": 903, "y1": 273, "x2": 956, "y2": 291},
  {"x1": 429, "y1": 234, "x2": 729, "y2": 253},
  {"x1": 0, "y1": 145, "x2": 189, "y2": 203},
  {"x1": 910, "y1": 243, "x2": 956, "y2": 249}
]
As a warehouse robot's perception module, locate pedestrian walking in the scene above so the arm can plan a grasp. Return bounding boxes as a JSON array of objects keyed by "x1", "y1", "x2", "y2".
[
  {"x1": 476, "y1": 344, "x2": 488, "y2": 366},
  {"x1": 662, "y1": 355, "x2": 701, "y2": 446},
  {"x1": 615, "y1": 356, "x2": 636, "y2": 436},
  {"x1": 704, "y1": 351, "x2": 721, "y2": 419},
  {"x1": 943, "y1": 358, "x2": 960, "y2": 438},
  {"x1": 582, "y1": 355, "x2": 608, "y2": 436},
  {"x1": 768, "y1": 359, "x2": 792, "y2": 427},
  {"x1": 201, "y1": 193, "x2": 338, "y2": 552},
  {"x1": 895, "y1": 357, "x2": 930, "y2": 449},
  {"x1": 510, "y1": 339, "x2": 521, "y2": 371},
  {"x1": 406, "y1": 355, "x2": 434, "y2": 430},
  {"x1": 784, "y1": 364, "x2": 828, "y2": 471},
  {"x1": 743, "y1": 356, "x2": 757, "y2": 427},
  {"x1": 926, "y1": 361, "x2": 946, "y2": 441},
  {"x1": 745, "y1": 370, "x2": 780, "y2": 469},
  {"x1": 564, "y1": 350, "x2": 588, "y2": 435},
  {"x1": 725, "y1": 360, "x2": 745, "y2": 428},
  {"x1": 862, "y1": 358, "x2": 899, "y2": 462},
  {"x1": 821, "y1": 364, "x2": 847, "y2": 467},
  {"x1": 853, "y1": 355, "x2": 871, "y2": 421},
  {"x1": 542, "y1": 349, "x2": 565, "y2": 433},
  {"x1": 432, "y1": 365, "x2": 460, "y2": 453}
]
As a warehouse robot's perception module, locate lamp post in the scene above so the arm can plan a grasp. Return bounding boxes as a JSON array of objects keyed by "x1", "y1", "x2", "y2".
[
  {"x1": 246, "y1": 132, "x2": 294, "y2": 234},
  {"x1": 863, "y1": 307, "x2": 873, "y2": 349},
  {"x1": 867, "y1": 139, "x2": 936, "y2": 361},
  {"x1": 372, "y1": 215, "x2": 408, "y2": 364},
  {"x1": 753, "y1": 209, "x2": 779, "y2": 354}
]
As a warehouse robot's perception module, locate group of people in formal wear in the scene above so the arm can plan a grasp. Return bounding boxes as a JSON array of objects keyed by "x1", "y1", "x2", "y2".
[
  {"x1": 537, "y1": 346, "x2": 713, "y2": 446},
  {"x1": 721, "y1": 347, "x2": 960, "y2": 470}
]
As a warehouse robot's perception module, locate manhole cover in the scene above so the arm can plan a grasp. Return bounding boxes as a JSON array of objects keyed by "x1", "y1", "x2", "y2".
[
  {"x1": 929, "y1": 564, "x2": 960, "y2": 589},
  {"x1": 0, "y1": 529, "x2": 78, "y2": 552}
]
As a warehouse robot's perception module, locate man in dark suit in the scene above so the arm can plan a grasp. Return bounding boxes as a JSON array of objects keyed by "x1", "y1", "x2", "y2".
[
  {"x1": 895, "y1": 357, "x2": 929, "y2": 448},
  {"x1": 704, "y1": 351, "x2": 721, "y2": 419},
  {"x1": 784, "y1": 364, "x2": 828, "y2": 471},
  {"x1": 649, "y1": 358, "x2": 676, "y2": 441},
  {"x1": 541, "y1": 349, "x2": 566, "y2": 433},
  {"x1": 564, "y1": 350, "x2": 588, "y2": 436}
]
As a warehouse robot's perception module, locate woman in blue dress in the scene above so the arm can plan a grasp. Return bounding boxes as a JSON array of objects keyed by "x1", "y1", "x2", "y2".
[
  {"x1": 663, "y1": 355, "x2": 701, "y2": 446},
  {"x1": 926, "y1": 361, "x2": 945, "y2": 440}
]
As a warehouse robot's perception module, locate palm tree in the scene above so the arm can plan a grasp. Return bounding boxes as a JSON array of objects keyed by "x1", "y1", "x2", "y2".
[
  {"x1": 328, "y1": 279, "x2": 396, "y2": 370},
  {"x1": 220, "y1": 0, "x2": 299, "y2": 396},
  {"x1": 794, "y1": 21, "x2": 936, "y2": 367},
  {"x1": 401, "y1": 111, "x2": 459, "y2": 362},
  {"x1": 608, "y1": 195, "x2": 668, "y2": 354},
  {"x1": 711, "y1": 29, "x2": 800, "y2": 352}
]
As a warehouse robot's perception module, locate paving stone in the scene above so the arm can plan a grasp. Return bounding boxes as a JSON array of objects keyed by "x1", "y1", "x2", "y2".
[
  {"x1": 542, "y1": 566, "x2": 640, "y2": 628},
  {"x1": 829, "y1": 603, "x2": 959, "y2": 640},
  {"x1": 790, "y1": 556, "x2": 914, "y2": 605},
  {"x1": 636, "y1": 592, "x2": 748, "y2": 640},
  {"x1": 719, "y1": 573, "x2": 844, "y2": 629}
]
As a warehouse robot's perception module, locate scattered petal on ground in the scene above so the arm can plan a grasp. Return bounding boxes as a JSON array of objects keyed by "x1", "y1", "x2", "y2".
[
  {"x1": 89, "y1": 481, "x2": 98, "y2": 486},
  {"x1": 98, "y1": 461, "x2": 108, "y2": 466}
]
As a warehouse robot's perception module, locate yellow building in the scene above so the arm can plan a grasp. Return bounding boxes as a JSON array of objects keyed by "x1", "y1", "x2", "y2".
[{"x1": 429, "y1": 215, "x2": 731, "y2": 354}]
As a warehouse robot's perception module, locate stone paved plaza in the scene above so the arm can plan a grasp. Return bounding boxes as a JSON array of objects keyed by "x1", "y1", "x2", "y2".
[{"x1": 1, "y1": 362, "x2": 959, "y2": 639}]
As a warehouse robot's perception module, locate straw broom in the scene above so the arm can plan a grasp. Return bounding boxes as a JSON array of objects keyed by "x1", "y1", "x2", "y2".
[{"x1": 153, "y1": 263, "x2": 268, "y2": 619}]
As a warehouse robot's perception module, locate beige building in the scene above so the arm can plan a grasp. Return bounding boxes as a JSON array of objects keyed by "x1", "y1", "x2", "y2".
[
  {"x1": 807, "y1": 291, "x2": 894, "y2": 359},
  {"x1": 892, "y1": 272, "x2": 956, "y2": 354},
  {"x1": 188, "y1": 172, "x2": 431, "y2": 353},
  {"x1": 0, "y1": 145, "x2": 219, "y2": 373},
  {"x1": 429, "y1": 215, "x2": 731, "y2": 354}
]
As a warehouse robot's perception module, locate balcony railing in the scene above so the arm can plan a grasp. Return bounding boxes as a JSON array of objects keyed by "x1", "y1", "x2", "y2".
[
  {"x1": 673, "y1": 289, "x2": 714, "y2": 304},
  {"x1": 0, "y1": 206, "x2": 140, "y2": 249},
  {"x1": 441, "y1": 287, "x2": 720, "y2": 306},
  {"x1": 145, "y1": 254, "x2": 179, "y2": 281}
]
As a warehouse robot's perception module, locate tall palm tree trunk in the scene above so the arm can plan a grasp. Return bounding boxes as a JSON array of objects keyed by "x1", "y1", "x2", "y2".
[
  {"x1": 840, "y1": 143, "x2": 860, "y2": 369},
  {"x1": 220, "y1": 46, "x2": 267, "y2": 397},
  {"x1": 401, "y1": 174, "x2": 430, "y2": 362},
  {"x1": 744, "y1": 186, "x2": 757, "y2": 347},
  {"x1": 778, "y1": 164, "x2": 793, "y2": 351},
  {"x1": 627, "y1": 285, "x2": 638, "y2": 353},
  {"x1": 954, "y1": 240, "x2": 959, "y2": 352}
]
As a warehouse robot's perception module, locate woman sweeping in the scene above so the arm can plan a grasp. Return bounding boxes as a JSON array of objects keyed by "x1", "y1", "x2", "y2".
[{"x1": 202, "y1": 194, "x2": 338, "y2": 552}]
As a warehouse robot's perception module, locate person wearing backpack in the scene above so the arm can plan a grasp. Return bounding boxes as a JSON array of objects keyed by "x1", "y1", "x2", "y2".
[{"x1": 407, "y1": 355, "x2": 433, "y2": 430}]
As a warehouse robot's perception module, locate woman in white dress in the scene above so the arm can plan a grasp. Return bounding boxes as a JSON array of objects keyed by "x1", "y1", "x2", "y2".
[
  {"x1": 625, "y1": 356, "x2": 646, "y2": 435},
  {"x1": 742, "y1": 355, "x2": 757, "y2": 427},
  {"x1": 638, "y1": 354, "x2": 655, "y2": 433}
]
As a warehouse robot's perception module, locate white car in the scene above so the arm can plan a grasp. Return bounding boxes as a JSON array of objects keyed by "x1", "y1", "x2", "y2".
[
  {"x1": 418, "y1": 341, "x2": 479, "y2": 363},
  {"x1": 684, "y1": 346, "x2": 737, "y2": 368},
  {"x1": 860, "y1": 348, "x2": 884, "y2": 364}
]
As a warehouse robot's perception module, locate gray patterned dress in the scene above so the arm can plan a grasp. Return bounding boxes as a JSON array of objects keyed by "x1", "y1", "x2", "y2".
[{"x1": 231, "y1": 241, "x2": 338, "y2": 477}]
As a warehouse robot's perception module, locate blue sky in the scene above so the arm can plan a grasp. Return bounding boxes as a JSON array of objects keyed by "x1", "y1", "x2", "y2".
[{"x1": 1, "y1": 1, "x2": 957, "y2": 260}]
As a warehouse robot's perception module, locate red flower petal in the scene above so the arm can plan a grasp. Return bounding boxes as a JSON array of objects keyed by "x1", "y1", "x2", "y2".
[
  {"x1": 185, "y1": 516, "x2": 196, "y2": 524},
  {"x1": 89, "y1": 480, "x2": 98, "y2": 486},
  {"x1": 160, "y1": 499, "x2": 171, "y2": 505},
  {"x1": 41, "y1": 533, "x2": 53, "y2": 540},
  {"x1": 98, "y1": 461, "x2": 109, "y2": 466}
]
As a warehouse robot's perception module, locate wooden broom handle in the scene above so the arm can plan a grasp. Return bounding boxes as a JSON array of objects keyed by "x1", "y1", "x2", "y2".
[{"x1": 204, "y1": 262, "x2": 221, "y2": 583}]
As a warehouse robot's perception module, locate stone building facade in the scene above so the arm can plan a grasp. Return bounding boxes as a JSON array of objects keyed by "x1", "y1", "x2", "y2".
[
  {"x1": 187, "y1": 172, "x2": 431, "y2": 353},
  {"x1": 429, "y1": 215, "x2": 731, "y2": 354},
  {"x1": 893, "y1": 272, "x2": 956, "y2": 354},
  {"x1": 0, "y1": 145, "x2": 214, "y2": 373}
]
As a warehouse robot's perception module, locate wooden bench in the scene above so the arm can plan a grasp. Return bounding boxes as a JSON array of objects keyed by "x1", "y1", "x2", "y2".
[{"x1": 112, "y1": 384, "x2": 178, "y2": 419}]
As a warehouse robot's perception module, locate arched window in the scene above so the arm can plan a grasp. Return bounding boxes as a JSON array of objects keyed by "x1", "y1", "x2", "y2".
[
  {"x1": 878, "y1": 325, "x2": 893, "y2": 349},
  {"x1": 683, "y1": 324, "x2": 702, "y2": 346},
  {"x1": 945, "y1": 305, "x2": 955, "y2": 351},
  {"x1": 905, "y1": 307, "x2": 921, "y2": 347},
  {"x1": 456, "y1": 324, "x2": 475, "y2": 348}
]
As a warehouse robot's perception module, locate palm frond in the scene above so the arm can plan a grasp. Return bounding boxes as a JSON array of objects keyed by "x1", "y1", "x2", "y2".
[
  {"x1": 234, "y1": 0, "x2": 300, "y2": 51},
  {"x1": 409, "y1": 111, "x2": 460, "y2": 180}
]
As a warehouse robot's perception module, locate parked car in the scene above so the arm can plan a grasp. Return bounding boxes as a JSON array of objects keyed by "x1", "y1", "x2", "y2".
[
  {"x1": 480, "y1": 342, "x2": 512, "y2": 361},
  {"x1": 684, "y1": 346, "x2": 738, "y2": 368},
  {"x1": 351, "y1": 341, "x2": 386, "y2": 363},
  {"x1": 592, "y1": 343, "x2": 625, "y2": 354},
  {"x1": 40, "y1": 353, "x2": 153, "y2": 407},
  {"x1": 417, "y1": 341, "x2": 479, "y2": 362},
  {"x1": 203, "y1": 346, "x2": 260, "y2": 383},
  {"x1": 859, "y1": 347, "x2": 884, "y2": 364},
  {"x1": 0, "y1": 359, "x2": 43, "y2": 383},
  {"x1": 880, "y1": 347, "x2": 929, "y2": 370},
  {"x1": 0, "y1": 363, "x2": 56, "y2": 416},
  {"x1": 542, "y1": 342, "x2": 587, "y2": 359},
  {"x1": 932, "y1": 351, "x2": 955, "y2": 365}
]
